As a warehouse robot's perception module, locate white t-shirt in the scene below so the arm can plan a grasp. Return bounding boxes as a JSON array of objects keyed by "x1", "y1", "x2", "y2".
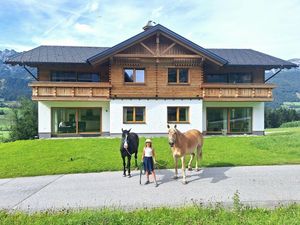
[{"x1": 144, "y1": 147, "x2": 153, "y2": 157}]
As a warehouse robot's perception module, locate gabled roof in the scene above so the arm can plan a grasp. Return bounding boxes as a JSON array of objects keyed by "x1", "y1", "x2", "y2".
[
  {"x1": 87, "y1": 24, "x2": 228, "y2": 66},
  {"x1": 5, "y1": 24, "x2": 297, "y2": 69},
  {"x1": 5, "y1": 46, "x2": 108, "y2": 66}
]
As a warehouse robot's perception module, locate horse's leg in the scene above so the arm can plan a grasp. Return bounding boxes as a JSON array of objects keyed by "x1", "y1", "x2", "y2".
[
  {"x1": 134, "y1": 151, "x2": 138, "y2": 169},
  {"x1": 195, "y1": 145, "x2": 203, "y2": 171},
  {"x1": 173, "y1": 155, "x2": 178, "y2": 179},
  {"x1": 127, "y1": 156, "x2": 131, "y2": 177},
  {"x1": 181, "y1": 156, "x2": 187, "y2": 184},
  {"x1": 188, "y1": 153, "x2": 195, "y2": 171},
  {"x1": 122, "y1": 156, "x2": 126, "y2": 177}
]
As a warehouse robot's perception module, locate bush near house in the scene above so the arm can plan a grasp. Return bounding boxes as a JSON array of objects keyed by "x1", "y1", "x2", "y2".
[{"x1": 280, "y1": 120, "x2": 300, "y2": 128}]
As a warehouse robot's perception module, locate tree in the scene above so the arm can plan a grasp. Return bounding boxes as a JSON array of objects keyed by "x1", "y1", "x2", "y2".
[{"x1": 9, "y1": 97, "x2": 38, "y2": 141}]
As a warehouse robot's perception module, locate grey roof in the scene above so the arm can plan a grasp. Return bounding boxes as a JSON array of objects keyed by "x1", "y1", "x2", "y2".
[
  {"x1": 208, "y1": 49, "x2": 296, "y2": 69},
  {"x1": 5, "y1": 24, "x2": 297, "y2": 69},
  {"x1": 5, "y1": 45, "x2": 109, "y2": 65},
  {"x1": 88, "y1": 24, "x2": 228, "y2": 66}
]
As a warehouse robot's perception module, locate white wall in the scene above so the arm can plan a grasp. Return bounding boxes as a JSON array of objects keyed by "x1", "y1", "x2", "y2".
[
  {"x1": 110, "y1": 99, "x2": 203, "y2": 135},
  {"x1": 38, "y1": 101, "x2": 110, "y2": 135},
  {"x1": 202, "y1": 102, "x2": 265, "y2": 132}
]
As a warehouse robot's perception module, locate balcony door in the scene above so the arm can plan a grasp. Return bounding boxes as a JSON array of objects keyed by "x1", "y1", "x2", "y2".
[
  {"x1": 51, "y1": 108, "x2": 101, "y2": 135},
  {"x1": 206, "y1": 107, "x2": 252, "y2": 134}
]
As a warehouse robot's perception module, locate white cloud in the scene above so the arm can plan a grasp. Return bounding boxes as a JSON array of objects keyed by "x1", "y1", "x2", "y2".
[{"x1": 74, "y1": 23, "x2": 94, "y2": 33}]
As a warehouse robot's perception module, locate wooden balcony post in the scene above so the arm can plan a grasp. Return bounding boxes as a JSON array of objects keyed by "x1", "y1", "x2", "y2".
[
  {"x1": 252, "y1": 88, "x2": 255, "y2": 98},
  {"x1": 235, "y1": 88, "x2": 239, "y2": 98}
]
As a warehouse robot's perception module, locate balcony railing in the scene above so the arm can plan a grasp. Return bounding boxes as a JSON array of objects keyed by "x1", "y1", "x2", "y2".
[
  {"x1": 29, "y1": 82, "x2": 111, "y2": 101},
  {"x1": 201, "y1": 83, "x2": 276, "y2": 101}
]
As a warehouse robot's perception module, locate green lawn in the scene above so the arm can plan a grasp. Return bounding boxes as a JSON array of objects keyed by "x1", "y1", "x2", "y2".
[
  {"x1": 0, "y1": 127, "x2": 299, "y2": 178},
  {"x1": 0, "y1": 204, "x2": 299, "y2": 225}
]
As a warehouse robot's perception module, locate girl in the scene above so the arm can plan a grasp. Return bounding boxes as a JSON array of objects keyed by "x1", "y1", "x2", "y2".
[{"x1": 142, "y1": 139, "x2": 158, "y2": 187}]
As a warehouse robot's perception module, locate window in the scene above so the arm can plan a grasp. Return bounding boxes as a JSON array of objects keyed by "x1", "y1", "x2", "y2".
[
  {"x1": 167, "y1": 107, "x2": 189, "y2": 123},
  {"x1": 124, "y1": 68, "x2": 145, "y2": 83},
  {"x1": 168, "y1": 68, "x2": 189, "y2": 83},
  {"x1": 51, "y1": 71, "x2": 100, "y2": 82},
  {"x1": 206, "y1": 107, "x2": 252, "y2": 133},
  {"x1": 123, "y1": 107, "x2": 145, "y2": 123},
  {"x1": 51, "y1": 108, "x2": 101, "y2": 134},
  {"x1": 205, "y1": 73, "x2": 252, "y2": 83}
]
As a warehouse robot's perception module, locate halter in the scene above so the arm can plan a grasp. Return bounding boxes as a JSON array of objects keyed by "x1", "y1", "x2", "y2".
[{"x1": 123, "y1": 134, "x2": 132, "y2": 156}]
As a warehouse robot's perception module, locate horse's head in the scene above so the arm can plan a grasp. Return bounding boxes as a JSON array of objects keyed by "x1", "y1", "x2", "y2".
[
  {"x1": 121, "y1": 128, "x2": 131, "y2": 149},
  {"x1": 167, "y1": 124, "x2": 177, "y2": 147}
]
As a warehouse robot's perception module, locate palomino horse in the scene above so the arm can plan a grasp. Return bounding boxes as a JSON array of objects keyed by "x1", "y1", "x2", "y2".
[
  {"x1": 167, "y1": 124, "x2": 204, "y2": 184},
  {"x1": 120, "y1": 128, "x2": 139, "y2": 177}
]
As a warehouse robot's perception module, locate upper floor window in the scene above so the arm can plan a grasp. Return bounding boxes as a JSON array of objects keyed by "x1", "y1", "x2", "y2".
[
  {"x1": 205, "y1": 73, "x2": 252, "y2": 83},
  {"x1": 51, "y1": 71, "x2": 100, "y2": 82},
  {"x1": 168, "y1": 68, "x2": 189, "y2": 84},
  {"x1": 123, "y1": 107, "x2": 145, "y2": 123},
  {"x1": 124, "y1": 68, "x2": 145, "y2": 83},
  {"x1": 167, "y1": 107, "x2": 189, "y2": 123}
]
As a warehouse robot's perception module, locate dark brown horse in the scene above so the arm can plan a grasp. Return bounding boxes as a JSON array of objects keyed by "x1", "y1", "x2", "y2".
[{"x1": 167, "y1": 124, "x2": 204, "y2": 184}]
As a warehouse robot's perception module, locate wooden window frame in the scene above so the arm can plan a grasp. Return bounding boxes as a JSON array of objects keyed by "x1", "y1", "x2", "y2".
[
  {"x1": 123, "y1": 106, "x2": 146, "y2": 124},
  {"x1": 167, "y1": 106, "x2": 190, "y2": 123},
  {"x1": 123, "y1": 68, "x2": 146, "y2": 84},
  {"x1": 51, "y1": 107, "x2": 102, "y2": 135},
  {"x1": 167, "y1": 68, "x2": 190, "y2": 85},
  {"x1": 206, "y1": 107, "x2": 253, "y2": 134}
]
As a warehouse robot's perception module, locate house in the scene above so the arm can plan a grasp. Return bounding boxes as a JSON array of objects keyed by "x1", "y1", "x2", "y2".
[{"x1": 5, "y1": 23, "x2": 297, "y2": 138}]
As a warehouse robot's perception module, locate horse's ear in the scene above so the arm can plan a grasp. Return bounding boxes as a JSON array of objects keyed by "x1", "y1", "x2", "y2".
[
  {"x1": 174, "y1": 124, "x2": 177, "y2": 129},
  {"x1": 128, "y1": 128, "x2": 131, "y2": 132},
  {"x1": 167, "y1": 124, "x2": 170, "y2": 129}
]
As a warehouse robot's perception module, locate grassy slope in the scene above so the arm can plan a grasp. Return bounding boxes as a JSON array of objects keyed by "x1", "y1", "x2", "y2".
[
  {"x1": 0, "y1": 204, "x2": 299, "y2": 225},
  {"x1": 0, "y1": 127, "x2": 299, "y2": 178}
]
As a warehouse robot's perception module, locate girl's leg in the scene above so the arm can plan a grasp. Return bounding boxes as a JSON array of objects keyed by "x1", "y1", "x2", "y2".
[
  {"x1": 145, "y1": 171, "x2": 150, "y2": 184},
  {"x1": 152, "y1": 171, "x2": 158, "y2": 186}
]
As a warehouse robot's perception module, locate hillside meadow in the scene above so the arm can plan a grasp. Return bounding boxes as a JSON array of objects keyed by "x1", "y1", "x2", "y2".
[{"x1": 0, "y1": 127, "x2": 299, "y2": 178}]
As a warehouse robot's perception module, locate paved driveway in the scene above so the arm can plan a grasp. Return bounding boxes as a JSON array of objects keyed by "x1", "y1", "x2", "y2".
[{"x1": 0, "y1": 165, "x2": 299, "y2": 211}]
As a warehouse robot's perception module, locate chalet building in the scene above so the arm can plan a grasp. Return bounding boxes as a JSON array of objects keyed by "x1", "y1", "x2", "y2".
[{"x1": 6, "y1": 23, "x2": 297, "y2": 138}]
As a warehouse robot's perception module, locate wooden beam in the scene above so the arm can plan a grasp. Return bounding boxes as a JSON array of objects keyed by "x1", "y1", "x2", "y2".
[
  {"x1": 162, "y1": 42, "x2": 176, "y2": 55},
  {"x1": 140, "y1": 42, "x2": 155, "y2": 55},
  {"x1": 114, "y1": 54, "x2": 202, "y2": 58},
  {"x1": 156, "y1": 33, "x2": 160, "y2": 55}
]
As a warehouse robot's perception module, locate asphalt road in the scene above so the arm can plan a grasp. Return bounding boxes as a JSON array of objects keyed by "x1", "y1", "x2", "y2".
[{"x1": 0, "y1": 165, "x2": 299, "y2": 212}]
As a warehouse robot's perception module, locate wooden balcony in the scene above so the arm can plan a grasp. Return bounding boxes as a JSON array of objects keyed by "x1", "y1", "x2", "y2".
[
  {"x1": 29, "y1": 82, "x2": 111, "y2": 101},
  {"x1": 201, "y1": 83, "x2": 276, "y2": 101}
]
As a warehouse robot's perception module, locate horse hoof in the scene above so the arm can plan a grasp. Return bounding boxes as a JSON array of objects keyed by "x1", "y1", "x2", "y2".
[
  {"x1": 188, "y1": 167, "x2": 192, "y2": 171},
  {"x1": 128, "y1": 174, "x2": 132, "y2": 178},
  {"x1": 195, "y1": 168, "x2": 201, "y2": 172},
  {"x1": 123, "y1": 174, "x2": 126, "y2": 177},
  {"x1": 182, "y1": 180, "x2": 188, "y2": 185},
  {"x1": 172, "y1": 176, "x2": 178, "y2": 180}
]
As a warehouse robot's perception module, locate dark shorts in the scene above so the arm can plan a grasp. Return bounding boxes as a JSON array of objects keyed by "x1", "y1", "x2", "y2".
[{"x1": 143, "y1": 157, "x2": 154, "y2": 173}]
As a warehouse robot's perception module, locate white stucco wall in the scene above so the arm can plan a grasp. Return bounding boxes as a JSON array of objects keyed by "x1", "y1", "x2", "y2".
[
  {"x1": 202, "y1": 102, "x2": 265, "y2": 132},
  {"x1": 110, "y1": 99, "x2": 203, "y2": 135},
  {"x1": 38, "y1": 101, "x2": 110, "y2": 135}
]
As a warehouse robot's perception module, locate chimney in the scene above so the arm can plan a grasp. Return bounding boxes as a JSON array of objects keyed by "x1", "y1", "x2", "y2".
[{"x1": 143, "y1": 20, "x2": 156, "y2": 31}]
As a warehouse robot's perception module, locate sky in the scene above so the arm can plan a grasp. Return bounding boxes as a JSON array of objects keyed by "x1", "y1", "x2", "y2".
[{"x1": 0, "y1": 0, "x2": 299, "y2": 59}]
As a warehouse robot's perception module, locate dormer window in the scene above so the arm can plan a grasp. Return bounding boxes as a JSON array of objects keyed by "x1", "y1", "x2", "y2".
[
  {"x1": 124, "y1": 68, "x2": 145, "y2": 83},
  {"x1": 168, "y1": 68, "x2": 189, "y2": 84}
]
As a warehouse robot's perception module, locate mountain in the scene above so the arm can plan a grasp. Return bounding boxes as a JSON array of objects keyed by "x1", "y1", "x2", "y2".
[
  {"x1": 0, "y1": 49, "x2": 33, "y2": 101},
  {"x1": 265, "y1": 59, "x2": 300, "y2": 108},
  {"x1": 0, "y1": 49, "x2": 299, "y2": 107}
]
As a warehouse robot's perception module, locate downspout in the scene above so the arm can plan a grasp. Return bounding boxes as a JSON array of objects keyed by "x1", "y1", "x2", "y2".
[
  {"x1": 264, "y1": 67, "x2": 282, "y2": 83},
  {"x1": 23, "y1": 65, "x2": 38, "y2": 81}
]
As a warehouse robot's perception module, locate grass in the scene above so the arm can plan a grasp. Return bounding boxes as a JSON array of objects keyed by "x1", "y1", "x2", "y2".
[
  {"x1": 0, "y1": 127, "x2": 299, "y2": 178},
  {"x1": 0, "y1": 204, "x2": 299, "y2": 225}
]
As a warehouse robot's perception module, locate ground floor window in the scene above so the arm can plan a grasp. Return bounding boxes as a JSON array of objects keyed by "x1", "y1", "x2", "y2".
[
  {"x1": 123, "y1": 107, "x2": 145, "y2": 123},
  {"x1": 51, "y1": 108, "x2": 101, "y2": 134},
  {"x1": 167, "y1": 107, "x2": 189, "y2": 123},
  {"x1": 207, "y1": 107, "x2": 252, "y2": 133}
]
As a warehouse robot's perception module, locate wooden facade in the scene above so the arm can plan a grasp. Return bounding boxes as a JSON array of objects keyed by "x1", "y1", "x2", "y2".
[{"x1": 30, "y1": 33, "x2": 275, "y2": 102}]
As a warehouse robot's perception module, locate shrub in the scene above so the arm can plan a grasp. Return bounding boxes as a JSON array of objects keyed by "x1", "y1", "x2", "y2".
[{"x1": 280, "y1": 120, "x2": 300, "y2": 128}]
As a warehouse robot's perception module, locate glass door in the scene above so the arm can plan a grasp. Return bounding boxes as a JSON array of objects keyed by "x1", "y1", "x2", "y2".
[
  {"x1": 78, "y1": 108, "x2": 101, "y2": 133},
  {"x1": 207, "y1": 108, "x2": 228, "y2": 133},
  {"x1": 229, "y1": 108, "x2": 252, "y2": 133}
]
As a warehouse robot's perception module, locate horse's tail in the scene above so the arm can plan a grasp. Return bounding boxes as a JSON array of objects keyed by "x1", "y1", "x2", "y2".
[{"x1": 197, "y1": 144, "x2": 203, "y2": 160}]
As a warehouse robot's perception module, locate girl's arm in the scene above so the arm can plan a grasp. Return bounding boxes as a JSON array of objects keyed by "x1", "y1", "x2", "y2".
[{"x1": 152, "y1": 148, "x2": 157, "y2": 164}]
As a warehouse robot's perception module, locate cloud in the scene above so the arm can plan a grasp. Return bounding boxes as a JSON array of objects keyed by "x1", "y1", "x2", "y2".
[{"x1": 0, "y1": 0, "x2": 299, "y2": 59}]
